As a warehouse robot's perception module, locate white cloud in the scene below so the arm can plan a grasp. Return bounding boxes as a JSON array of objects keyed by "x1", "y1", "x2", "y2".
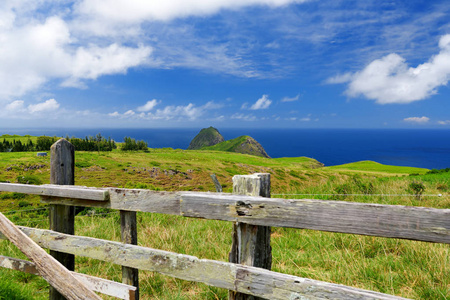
[
  {"x1": 28, "y1": 99, "x2": 60, "y2": 114},
  {"x1": 250, "y1": 94, "x2": 272, "y2": 110},
  {"x1": 0, "y1": 9, "x2": 152, "y2": 100},
  {"x1": 124, "y1": 110, "x2": 135, "y2": 116},
  {"x1": 137, "y1": 99, "x2": 160, "y2": 112},
  {"x1": 281, "y1": 94, "x2": 300, "y2": 102},
  {"x1": 149, "y1": 103, "x2": 202, "y2": 120},
  {"x1": 62, "y1": 44, "x2": 152, "y2": 87},
  {"x1": 438, "y1": 120, "x2": 450, "y2": 125},
  {"x1": 5, "y1": 100, "x2": 25, "y2": 111},
  {"x1": 328, "y1": 34, "x2": 450, "y2": 104},
  {"x1": 1, "y1": 98, "x2": 61, "y2": 118},
  {"x1": 109, "y1": 101, "x2": 222, "y2": 121},
  {"x1": 75, "y1": 0, "x2": 307, "y2": 24},
  {"x1": 403, "y1": 116, "x2": 430, "y2": 124}
]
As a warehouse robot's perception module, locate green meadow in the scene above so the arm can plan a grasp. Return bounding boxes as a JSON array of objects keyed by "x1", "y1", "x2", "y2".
[{"x1": 0, "y1": 142, "x2": 449, "y2": 299}]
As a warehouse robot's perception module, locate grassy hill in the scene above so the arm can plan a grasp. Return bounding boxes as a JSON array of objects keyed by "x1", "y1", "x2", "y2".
[
  {"x1": 325, "y1": 160, "x2": 428, "y2": 174},
  {"x1": 202, "y1": 135, "x2": 270, "y2": 158},
  {"x1": 187, "y1": 127, "x2": 224, "y2": 150},
  {"x1": 0, "y1": 139, "x2": 449, "y2": 299}
]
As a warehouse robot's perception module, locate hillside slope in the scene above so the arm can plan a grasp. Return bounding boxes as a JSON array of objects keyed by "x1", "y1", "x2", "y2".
[
  {"x1": 187, "y1": 127, "x2": 225, "y2": 150},
  {"x1": 202, "y1": 135, "x2": 270, "y2": 158}
]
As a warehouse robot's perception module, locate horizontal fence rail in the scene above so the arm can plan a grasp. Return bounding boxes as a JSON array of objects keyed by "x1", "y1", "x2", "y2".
[
  {"x1": 0, "y1": 183, "x2": 446, "y2": 244},
  {"x1": 0, "y1": 227, "x2": 408, "y2": 300},
  {"x1": 0, "y1": 183, "x2": 109, "y2": 201}
]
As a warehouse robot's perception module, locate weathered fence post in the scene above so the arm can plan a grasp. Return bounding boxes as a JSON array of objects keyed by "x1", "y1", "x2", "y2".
[
  {"x1": 49, "y1": 139, "x2": 75, "y2": 300},
  {"x1": 229, "y1": 173, "x2": 272, "y2": 300},
  {"x1": 120, "y1": 211, "x2": 139, "y2": 299}
]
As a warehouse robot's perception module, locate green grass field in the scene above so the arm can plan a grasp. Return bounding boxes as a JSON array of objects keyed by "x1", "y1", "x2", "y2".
[
  {"x1": 0, "y1": 135, "x2": 39, "y2": 143},
  {"x1": 0, "y1": 140, "x2": 449, "y2": 299}
]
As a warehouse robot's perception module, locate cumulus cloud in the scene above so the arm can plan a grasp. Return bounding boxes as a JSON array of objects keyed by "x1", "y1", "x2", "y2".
[
  {"x1": 109, "y1": 101, "x2": 222, "y2": 121},
  {"x1": 2, "y1": 99, "x2": 60, "y2": 117},
  {"x1": 438, "y1": 120, "x2": 450, "y2": 125},
  {"x1": 28, "y1": 99, "x2": 60, "y2": 113},
  {"x1": 403, "y1": 116, "x2": 430, "y2": 124},
  {"x1": 0, "y1": 8, "x2": 152, "y2": 100},
  {"x1": 250, "y1": 94, "x2": 272, "y2": 110},
  {"x1": 63, "y1": 44, "x2": 152, "y2": 87},
  {"x1": 137, "y1": 99, "x2": 160, "y2": 112},
  {"x1": 281, "y1": 94, "x2": 300, "y2": 102},
  {"x1": 328, "y1": 34, "x2": 450, "y2": 104}
]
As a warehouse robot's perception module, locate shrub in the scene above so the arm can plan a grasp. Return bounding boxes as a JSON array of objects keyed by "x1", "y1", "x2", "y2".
[{"x1": 408, "y1": 181, "x2": 426, "y2": 199}]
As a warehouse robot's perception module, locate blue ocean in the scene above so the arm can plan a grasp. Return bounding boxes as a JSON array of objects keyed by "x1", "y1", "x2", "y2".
[{"x1": 4, "y1": 128, "x2": 450, "y2": 169}]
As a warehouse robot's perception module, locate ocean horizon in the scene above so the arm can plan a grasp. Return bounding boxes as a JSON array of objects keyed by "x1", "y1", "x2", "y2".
[{"x1": 2, "y1": 128, "x2": 450, "y2": 170}]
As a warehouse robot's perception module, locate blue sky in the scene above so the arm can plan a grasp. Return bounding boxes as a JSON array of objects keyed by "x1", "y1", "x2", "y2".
[{"x1": 1, "y1": 0, "x2": 450, "y2": 129}]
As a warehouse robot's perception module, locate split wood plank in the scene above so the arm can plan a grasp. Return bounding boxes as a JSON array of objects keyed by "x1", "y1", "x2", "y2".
[
  {"x1": 0, "y1": 227, "x2": 409, "y2": 300},
  {"x1": 0, "y1": 213, "x2": 101, "y2": 300},
  {"x1": 0, "y1": 255, "x2": 136, "y2": 300},
  {"x1": 180, "y1": 193, "x2": 450, "y2": 244},
  {"x1": 0, "y1": 183, "x2": 109, "y2": 201}
]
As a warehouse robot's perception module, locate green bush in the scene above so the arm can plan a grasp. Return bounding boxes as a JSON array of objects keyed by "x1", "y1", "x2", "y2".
[{"x1": 408, "y1": 181, "x2": 426, "y2": 199}]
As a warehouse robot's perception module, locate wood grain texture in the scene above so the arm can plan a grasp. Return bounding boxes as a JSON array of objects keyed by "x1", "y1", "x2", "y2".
[
  {"x1": 5, "y1": 182, "x2": 450, "y2": 244},
  {"x1": 0, "y1": 183, "x2": 109, "y2": 201},
  {"x1": 0, "y1": 213, "x2": 101, "y2": 300},
  {"x1": 50, "y1": 138, "x2": 76, "y2": 300},
  {"x1": 230, "y1": 174, "x2": 272, "y2": 300},
  {"x1": 0, "y1": 227, "x2": 410, "y2": 300},
  {"x1": 121, "y1": 210, "x2": 139, "y2": 300},
  {"x1": 0, "y1": 255, "x2": 136, "y2": 300},
  {"x1": 180, "y1": 193, "x2": 450, "y2": 244}
]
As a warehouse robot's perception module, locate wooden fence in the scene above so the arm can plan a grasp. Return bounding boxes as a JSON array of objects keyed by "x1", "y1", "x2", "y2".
[{"x1": 0, "y1": 139, "x2": 449, "y2": 299}]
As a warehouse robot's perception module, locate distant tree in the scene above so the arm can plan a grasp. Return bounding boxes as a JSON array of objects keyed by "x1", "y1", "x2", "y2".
[
  {"x1": 36, "y1": 136, "x2": 58, "y2": 151},
  {"x1": 66, "y1": 134, "x2": 116, "y2": 152},
  {"x1": 122, "y1": 137, "x2": 148, "y2": 151}
]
